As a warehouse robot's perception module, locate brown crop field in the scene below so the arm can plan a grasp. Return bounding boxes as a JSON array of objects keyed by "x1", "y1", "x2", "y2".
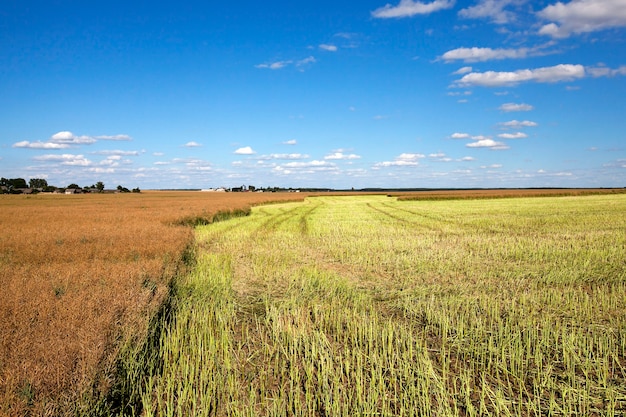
[{"x1": 0, "y1": 191, "x2": 307, "y2": 416}]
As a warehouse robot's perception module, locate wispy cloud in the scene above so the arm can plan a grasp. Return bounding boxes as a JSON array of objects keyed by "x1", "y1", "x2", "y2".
[
  {"x1": 319, "y1": 44, "x2": 338, "y2": 52},
  {"x1": 255, "y1": 56, "x2": 316, "y2": 70},
  {"x1": 458, "y1": 0, "x2": 525, "y2": 24},
  {"x1": 258, "y1": 153, "x2": 310, "y2": 160},
  {"x1": 500, "y1": 102, "x2": 534, "y2": 112},
  {"x1": 372, "y1": 0, "x2": 455, "y2": 19},
  {"x1": 282, "y1": 139, "x2": 297, "y2": 145},
  {"x1": 498, "y1": 120, "x2": 538, "y2": 128},
  {"x1": 255, "y1": 60, "x2": 292, "y2": 70},
  {"x1": 93, "y1": 150, "x2": 141, "y2": 156},
  {"x1": 538, "y1": 0, "x2": 626, "y2": 38},
  {"x1": 184, "y1": 141, "x2": 202, "y2": 147},
  {"x1": 497, "y1": 132, "x2": 528, "y2": 139}
]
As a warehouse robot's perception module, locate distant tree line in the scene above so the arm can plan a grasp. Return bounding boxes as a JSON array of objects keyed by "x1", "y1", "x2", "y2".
[{"x1": 0, "y1": 177, "x2": 140, "y2": 194}]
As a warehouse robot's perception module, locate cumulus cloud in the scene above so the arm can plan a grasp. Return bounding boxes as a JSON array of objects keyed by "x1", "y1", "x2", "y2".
[
  {"x1": 33, "y1": 154, "x2": 92, "y2": 166},
  {"x1": 12, "y1": 131, "x2": 131, "y2": 150},
  {"x1": 13, "y1": 140, "x2": 69, "y2": 149},
  {"x1": 466, "y1": 139, "x2": 510, "y2": 149},
  {"x1": 324, "y1": 151, "x2": 361, "y2": 160},
  {"x1": 234, "y1": 146, "x2": 256, "y2": 155},
  {"x1": 500, "y1": 102, "x2": 534, "y2": 112},
  {"x1": 319, "y1": 44, "x2": 338, "y2": 51},
  {"x1": 372, "y1": 0, "x2": 455, "y2": 18},
  {"x1": 454, "y1": 64, "x2": 585, "y2": 87},
  {"x1": 184, "y1": 141, "x2": 202, "y2": 147},
  {"x1": 538, "y1": 0, "x2": 626, "y2": 38},
  {"x1": 451, "y1": 132, "x2": 471, "y2": 139},
  {"x1": 497, "y1": 132, "x2": 528, "y2": 139},
  {"x1": 499, "y1": 119, "x2": 538, "y2": 128},
  {"x1": 441, "y1": 46, "x2": 536, "y2": 63},
  {"x1": 283, "y1": 139, "x2": 297, "y2": 145},
  {"x1": 374, "y1": 153, "x2": 425, "y2": 167},
  {"x1": 458, "y1": 0, "x2": 523, "y2": 24}
]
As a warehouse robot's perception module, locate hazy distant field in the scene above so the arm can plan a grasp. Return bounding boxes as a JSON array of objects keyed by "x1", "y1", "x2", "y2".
[{"x1": 138, "y1": 194, "x2": 625, "y2": 416}]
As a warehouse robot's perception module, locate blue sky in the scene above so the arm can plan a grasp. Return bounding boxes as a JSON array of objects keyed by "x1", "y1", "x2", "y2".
[{"x1": 2, "y1": 0, "x2": 625, "y2": 189}]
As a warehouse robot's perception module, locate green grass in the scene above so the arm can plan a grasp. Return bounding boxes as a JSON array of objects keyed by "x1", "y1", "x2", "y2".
[{"x1": 136, "y1": 195, "x2": 626, "y2": 416}]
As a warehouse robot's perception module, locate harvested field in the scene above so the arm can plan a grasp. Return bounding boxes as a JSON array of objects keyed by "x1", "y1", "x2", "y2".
[
  {"x1": 0, "y1": 191, "x2": 306, "y2": 416},
  {"x1": 392, "y1": 188, "x2": 626, "y2": 200}
]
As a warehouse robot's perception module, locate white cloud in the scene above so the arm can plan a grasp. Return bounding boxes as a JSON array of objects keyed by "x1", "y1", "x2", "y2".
[
  {"x1": 283, "y1": 139, "x2": 297, "y2": 145},
  {"x1": 95, "y1": 134, "x2": 132, "y2": 141},
  {"x1": 33, "y1": 154, "x2": 92, "y2": 166},
  {"x1": 429, "y1": 153, "x2": 453, "y2": 162},
  {"x1": 453, "y1": 66, "x2": 473, "y2": 74},
  {"x1": 319, "y1": 44, "x2": 338, "y2": 52},
  {"x1": 451, "y1": 132, "x2": 471, "y2": 139},
  {"x1": 538, "y1": 0, "x2": 626, "y2": 38},
  {"x1": 13, "y1": 140, "x2": 69, "y2": 149},
  {"x1": 324, "y1": 151, "x2": 361, "y2": 160},
  {"x1": 454, "y1": 64, "x2": 585, "y2": 87},
  {"x1": 296, "y1": 56, "x2": 317, "y2": 66},
  {"x1": 466, "y1": 139, "x2": 510, "y2": 149},
  {"x1": 234, "y1": 146, "x2": 256, "y2": 155},
  {"x1": 259, "y1": 153, "x2": 309, "y2": 160},
  {"x1": 13, "y1": 131, "x2": 131, "y2": 150},
  {"x1": 93, "y1": 150, "x2": 140, "y2": 156},
  {"x1": 499, "y1": 102, "x2": 534, "y2": 112},
  {"x1": 372, "y1": 0, "x2": 455, "y2": 18},
  {"x1": 441, "y1": 46, "x2": 534, "y2": 63},
  {"x1": 499, "y1": 119, "x2": 538, "y2": 128},
  {"x1": 458, "y1": 0, "x2": 523, "y2": 24},
  {"x1": 50, "y1": 131, "x2": 98, "y2": 145},
  {"x1": 497, "y1": 132, "x2": 528, "y2": 139},
  {"x1": 283, "y1": 160, "x2": 333, "y2": 168},
  {"x1": 184, "y1": 141, "x2": 202, "y2": 147},
  {"x1": 460, "y1": 156, "x2": 476, "y2": 161},
  {"x1": 255, "y1": 60, "x2": 292, "y2": 70},
  {"x1": 374, "y1": 153, "x2": 425, "y2": 167},
  {"x1": 587, "y1": 65, "x2": 626, "y2": 77}
]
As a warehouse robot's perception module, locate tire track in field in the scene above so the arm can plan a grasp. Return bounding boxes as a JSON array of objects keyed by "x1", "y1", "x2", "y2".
[{"x1": 365, "y1": 202, "x2": 443, "y2": 232}]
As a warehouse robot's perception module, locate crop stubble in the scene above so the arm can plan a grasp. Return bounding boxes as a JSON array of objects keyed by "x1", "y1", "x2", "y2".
[{"x1": 142, "y1": 194, "x2": 626, "y2": 416}]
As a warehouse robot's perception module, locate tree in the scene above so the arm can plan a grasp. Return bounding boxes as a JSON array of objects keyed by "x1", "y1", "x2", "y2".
[
  {"x1": 95, "y1": 181, "x2": 104, "y2": 191},
  {"x1": 29, "y1": 178, "x2": 48, "y2": 189},
  {"x1": 117, "y1": 185, "x2": 130, "y2": 193},
  {"x1": 67, "y1": 183, "x2": 80, "y2": 189}
]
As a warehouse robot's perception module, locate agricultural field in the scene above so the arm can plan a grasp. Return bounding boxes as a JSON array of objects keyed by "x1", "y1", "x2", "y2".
[
  {"x1": 133, "y1": 194, "x2": 626, "y2": 416},
  {"x1": 0, "y1": 191, "x2": 307, "y2": 416}
]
